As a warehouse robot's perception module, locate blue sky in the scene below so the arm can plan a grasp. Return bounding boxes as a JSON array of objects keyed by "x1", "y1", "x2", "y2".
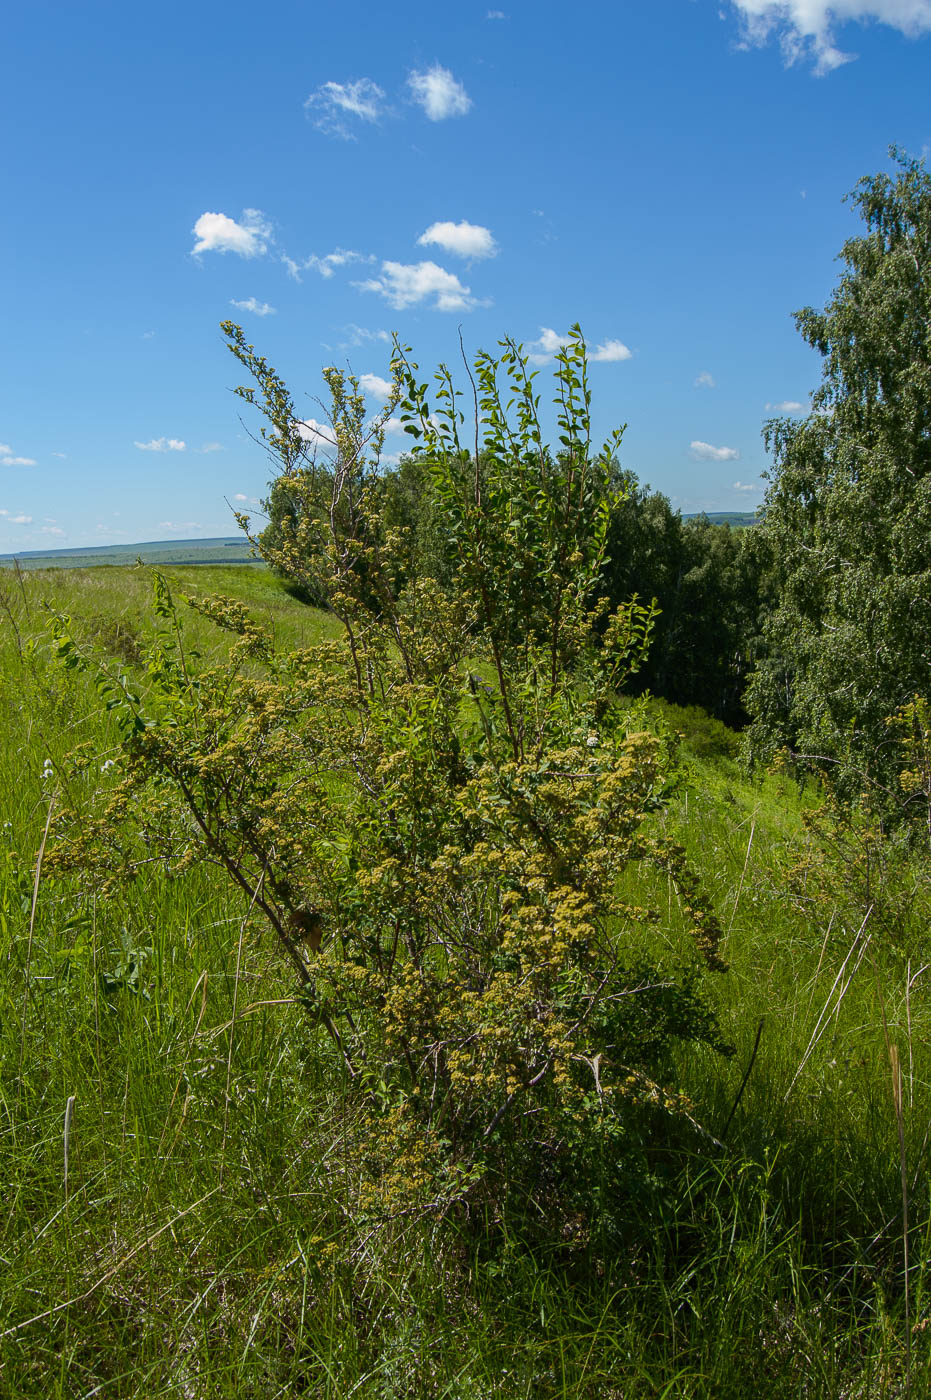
[{"x1": 2, "y1": 0, "x2": 930, "y2": 550}]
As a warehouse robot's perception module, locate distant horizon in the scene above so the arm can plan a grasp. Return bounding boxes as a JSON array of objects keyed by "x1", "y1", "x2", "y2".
[{"x1": 0, "y1": 511, "x2": 760, "y2": 568}]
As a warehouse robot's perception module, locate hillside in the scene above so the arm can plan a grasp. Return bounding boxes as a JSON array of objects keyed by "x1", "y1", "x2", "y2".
[{"x1": 0, "y1": 535, "x2": 259, "y2": 570}]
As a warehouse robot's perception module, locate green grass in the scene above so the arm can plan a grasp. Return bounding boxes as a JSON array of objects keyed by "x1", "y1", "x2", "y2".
[{"x1": 0, "y1": 564, "x2": 928, "y2": 1397}]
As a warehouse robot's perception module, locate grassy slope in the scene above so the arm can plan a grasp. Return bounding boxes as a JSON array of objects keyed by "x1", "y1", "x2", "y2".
[{"x1": 0, "y1": 566, "x2": 926, "y2": 1398}]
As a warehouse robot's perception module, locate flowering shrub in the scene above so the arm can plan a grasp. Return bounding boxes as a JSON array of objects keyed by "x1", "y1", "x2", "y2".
[{"x1": 48, "y1": 326, "x2": 731, "y2": 1235}]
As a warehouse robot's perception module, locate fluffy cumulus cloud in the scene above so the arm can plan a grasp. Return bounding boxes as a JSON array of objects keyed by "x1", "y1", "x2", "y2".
[
  {"x1": 295, "y1": 418, "x2": 337, "y2": 450},
  {"x1": 356, "y1": 260, "x2": 477, "y2": 311},
  {"x1": 590, "y1": 338, "x2": 632, "y2": 363},
  {"x1": 230, "y1": 297, "x2": 276, "y2": 316},
  {"x1": 192, "y1": 209, "x2": 271, "y2": 258},
  {"x1": 1, "y1": 442, "x2": 37, "y2": 466},
  {"x1": 418, "y1": 221, "x2": 497, "y2": 260},
  {"x1": 135, "y1": 437, "x2": 186, "y2": 452},
  {"x1": 408, "y1": 65, "x2": 472, "y2": 120},
  {"x1": 695, "y1": 371, "x2": 716, "y2": 388},
  {"x1": 766, "y1": 398, "x2": 805, "y2": 411},
  {"x1": 690, "y1": 440, "x2": 740, "y2": 462},
  {"x1": 730, "y1": 0, "x2": 931, "y2": 74},
  {"x1": 305, "y1": 79, "x2": 386, "y2": 137},
  {"x1": 359, "y1": 373, "x2": 394, "y2": 401},
  {"x1": 528, "y1": 328, "x2": 630, "y2": 366}
]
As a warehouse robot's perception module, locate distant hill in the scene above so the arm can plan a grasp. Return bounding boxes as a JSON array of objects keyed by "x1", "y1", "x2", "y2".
[
  {"x1": 683, "y1": 511, "x2": 758, "y2": 529},
  {"x1": 0, "y1": 536, "x2": 261, "y2": 571}
]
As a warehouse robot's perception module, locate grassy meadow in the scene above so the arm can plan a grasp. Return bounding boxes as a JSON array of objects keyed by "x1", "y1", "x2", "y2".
[{"x1": 0, "y1": 563, "x2": 928, "y2": 1397}]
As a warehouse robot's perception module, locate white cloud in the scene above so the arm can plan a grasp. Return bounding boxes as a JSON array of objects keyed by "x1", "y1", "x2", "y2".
[
  {"x1": 383, "y1": 417, "x2": 405, "y2": 435},
  {"x1": 230, "y1": 297, "x2": 276, "y2": 316},
  {"x1": 527, "y1": 327, "x2": 571, "y2": 365},
  {"x1": 295, "y1": 418, "x2": 337, "y2": 450},
  {"x1": 766, "y1": 399, "x2": 805, "y2": 412},
  {"x1": 134, "y1": 438, "x2": 186, "y2": 452},
  {"x1": 0, "y1": 444, "x2": 11, "y2": 455},
  {"x1": 528, "y1": 328, "x2": 631, "y2": 366},
  {"x1": 305, "y1": 78, "x2": 386, "y2": 137},
  {"x1": 690, "y1": 440, "x2": 740, "y2": 462},
  {"x1": 359, "y1": 373, "x2": 394, "y2": 401},
  {"x1": 234, "y1": 493, "x2": 262, "y2": 506},
  {"x1": 408, "y1": 65, "x2": 472, "y2": 120},
  {"x1": 487, "y1": 8, "x2": 508, "y2": 16},
  {"x1": 356, "y1": 260, "x2": 478, "y2": 311},
  {"x1": 10, "y1": 514, "x2": 32, "y2": 524},
  {"x1": 200, "y1": 442, "x2": 224, "y2": 453},
  {"x1": 303, "y1": 248, "x2": 373, "y2": 280},
  {"x1": 51, "y1": 452, "x2": 67, "y2": 459},
  {"x1": 591, "y1": 338, "x2": 632, "y2": 363},
  {"x1": 733, "y1": 480, "x2": 763, "y2": 492},
  {"x1": 344, "y1": 324, "x2": 392, "y2": 346},
  {"x1": 158, "y1": 522, "x2": 203, "y2": 533},
  {"x1": 40, "y1": 525, "x2": 65, "y2": 535},
  {"x1": 192, "y1": 209, "x2": 271, "y2": 258},
  {"x1": 418, "y1": 220, "x2": 497, "y2": 260},
  {"x1": 2, "y1": 456, "x2": 36, "y2": 467},
  {"x1": 695, "y1": 371, "x2": 716, "y2": 388},
  {"x1": 730, "y1": 1, "x2": 931, "y2": 74}
]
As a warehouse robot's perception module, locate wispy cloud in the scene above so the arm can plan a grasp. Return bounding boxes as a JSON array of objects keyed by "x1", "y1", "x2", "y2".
[
  {"x1": 7, "y1": 514, "x2": 33, "y2": 524},
  {"x1": 766, "y1": 399, "x2": 805, "y2": 412},
  {"x1": 344, "y1": 324, "x2": 392, "y2": 347},
  {"x1": 40, "y1": 524, "x2": 65, "y2": 535},
  {"x1": 234, "y1": 493, "x2": 262, "y2": 506},
  {"x1": 199, "y1": 442, "x2": 224, "y2": 453},
  {"x1": 690, "y1": 440, "x2": 740, "y2": 462},
  {"x1": 305, "y1": 78, "x2": 386, "y2": 137},
  {"x1": 230, "y1": 297, "x2": 276, "y2": 316},
  {"x1": 285, "y1": 248, "x2": 374, "y2": 281},
  {"x1": 487, "y1": 8, "x2": 508, "y2": 16},
  {"x1": 135, "y1": 437, "x2": 186, "y2": 452},
  {"x1": 1, "y1": 455, "x2": 37, "y2": 467},
  {"x1": 356, "y1": 260, "x2": 479, "y2": 311},
  {"x1": 418, "y1": 221, "x2": 497, "y2": 259},
  {"x1": 695, "y1": 371, "x2": 716, "y2": 388},
  {"x1": 729, "y1": 1, "x2": 931, "y2": 75},
  {"x1": 158, "y1": 521, "x2": 203, "y2": 533},
  {"x1": 733, "y1": 480, "x2": 762, "y2": 492},
  {"x1": 192, "y1": 209, "x2": 271, "y2": 258},
  {"x1": 408, "y1": 65, "x2": 472, "y2": 120}
]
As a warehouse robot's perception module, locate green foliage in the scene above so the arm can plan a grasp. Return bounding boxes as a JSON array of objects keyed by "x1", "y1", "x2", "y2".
[
  {"x1": 745, "y1": 149, "x2": 931, "y2": 813},
  {"x1": 602, "y1": 485, "x2": 763, "y2": 725},
  {"x1": 0, "y1": 562, "x2": 927, "y2": 1395},
  {"x1": 45, "y1": 327, "x2": 731, "y2": 1240}
]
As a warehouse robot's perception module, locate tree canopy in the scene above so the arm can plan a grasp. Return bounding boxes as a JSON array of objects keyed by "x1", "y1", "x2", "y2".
[{"x1": 745, "y1": 149, "x2": 931, "y2": 812}]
